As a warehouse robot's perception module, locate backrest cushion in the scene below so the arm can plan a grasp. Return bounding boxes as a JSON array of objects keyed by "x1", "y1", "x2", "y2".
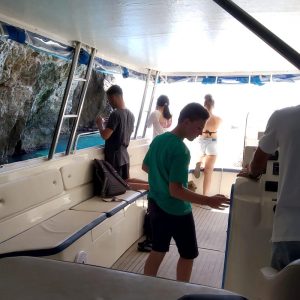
[
  {"x1": 60, "y1": 160, "x2": 93, "y2": 191},
  {"x1": 0, "y1": 169, "x2": 64, "y2": 220}
]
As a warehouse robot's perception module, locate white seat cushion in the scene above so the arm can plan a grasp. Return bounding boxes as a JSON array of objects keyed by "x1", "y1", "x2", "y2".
[
  {"x1": 0, "y1": 210, "x2": 106, "y2": 255},
  {"x1": 60, "y1": 160, "x2": 93, "y2": 190},
  {"x1": 0, "y1": 169, "x2": 64, "y2": 220}
]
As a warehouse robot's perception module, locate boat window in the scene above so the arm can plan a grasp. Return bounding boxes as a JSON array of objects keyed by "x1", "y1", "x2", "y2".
[
  {"x1": 141, "y1": 80, "x2": 300, "y2": 169},
  {"x1": 2, "y1": 23, "x2": 300, "y2": 168},
  {"x1": 0, "y1": 37, "x2": 110, "y2": 165}
]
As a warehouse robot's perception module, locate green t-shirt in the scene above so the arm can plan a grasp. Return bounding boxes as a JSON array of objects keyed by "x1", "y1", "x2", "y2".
[{"x1": 143, "y1": 132, "x2": 192, "y2": 215}]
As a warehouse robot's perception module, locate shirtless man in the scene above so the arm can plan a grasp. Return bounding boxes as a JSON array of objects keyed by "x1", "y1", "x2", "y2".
[{"x1": 193, "y1": 94, "x2": 222, "y2": 196}]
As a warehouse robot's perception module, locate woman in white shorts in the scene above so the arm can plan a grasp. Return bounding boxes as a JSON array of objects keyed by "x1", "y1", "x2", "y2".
[
  {"x1": 199, "y1": 136, "x2": 218, "y2": 156},
  {"x1": 194, "y1": 94, "x2": 222, "y2": 195}
]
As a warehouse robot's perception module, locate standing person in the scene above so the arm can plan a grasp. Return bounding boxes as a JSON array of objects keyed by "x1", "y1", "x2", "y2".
[
  {"x1": 238, "y1": 105, "x2": 300, "y2": 271},
  {"x1": 194, "y1": 94, "x2": 222, "y2": 196},
  {"x1": 138, "y1": 95, "x2": 172, "y2": 252},
  {"x1": 147, "y1": 95, "x2": 172, "y2": 139},
  {"x1": 96, "y1": 84, "x2": 148, "y2": 190},
  {"x1": 142, "y1": 102, "x2": 229, "y2": 282}
]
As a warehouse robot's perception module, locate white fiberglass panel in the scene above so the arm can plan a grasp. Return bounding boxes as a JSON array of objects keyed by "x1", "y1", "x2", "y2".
[{"x1": 0, "y1": 0, "x2": 300, "y2": 73}]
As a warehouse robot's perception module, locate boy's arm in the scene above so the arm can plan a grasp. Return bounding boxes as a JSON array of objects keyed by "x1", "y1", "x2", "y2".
[
  {"x1": 96, "y1": 116, "x2": 113, "y2": 140},
  {"x1": 100, "y1": 128, "x2": 113, "y2": 140},
  {"x1": 169, "y1": 182, "x2": 229, "y2": 210}
]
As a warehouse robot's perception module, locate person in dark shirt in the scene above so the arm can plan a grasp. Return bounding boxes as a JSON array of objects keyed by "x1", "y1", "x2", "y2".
[{"x1": 96, "y1": 85, "x2": 148, "y2": 190}]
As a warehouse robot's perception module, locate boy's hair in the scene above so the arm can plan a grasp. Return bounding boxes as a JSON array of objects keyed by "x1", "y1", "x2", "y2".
[
  {"x1": 178, "y1": 102, "x2": 209, "y2": 123},
  {"x1": 106, "y1": 85, "x2": 123, "y2": 96}
]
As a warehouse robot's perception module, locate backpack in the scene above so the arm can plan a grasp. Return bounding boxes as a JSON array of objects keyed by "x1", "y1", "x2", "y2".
[{"x1": 93, "y1": 159, "x2": 130, "y2": 198}]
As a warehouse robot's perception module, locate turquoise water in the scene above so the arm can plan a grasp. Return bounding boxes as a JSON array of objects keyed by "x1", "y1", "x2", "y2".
[{"x1": 8, "y1": 133, "x2": 105, "y2": 163}]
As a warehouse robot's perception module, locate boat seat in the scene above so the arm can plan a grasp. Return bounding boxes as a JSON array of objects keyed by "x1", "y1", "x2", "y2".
[
  {"x1": 0, "y1": 169, "x2": 68, "y2": 243},
  {"x1": 0, "y1": 256, "x2": 245, "y2": 300},
  {"x1": 0, "y1": 142, "x2": 150, "y2": 266},
  {"x1": 71, "y1": 189, "x2": 147, "y2": 216},
  {"x1": 0, "y1": 210, "x2": 107, "y2": 258},
  {"x1": 0, "y1": 169, "x2": 64, "y2": 221},
  {"x1": 0, "y1": 189, "x2": 147, "y2": 259},
  {"x1": 257, "y1": 259, "x2": 300, "y2": 300},
  {"x1": 0, "y1": 154, "x2": 148, "y2": 266},
  {"x1": 60, "y1": 159, "x2": 93, "y2": 191}
]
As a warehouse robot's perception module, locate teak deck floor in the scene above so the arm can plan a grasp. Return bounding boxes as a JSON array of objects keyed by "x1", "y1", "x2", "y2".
[{"x1": 112, "y1": 205, "x2": 229, "y2": 288}]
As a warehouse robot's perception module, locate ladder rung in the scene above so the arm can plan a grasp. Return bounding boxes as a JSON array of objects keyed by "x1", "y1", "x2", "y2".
[
  {"x1": 73, "y1": 77, "x2": 87, "y2": 82},
  {"x1": 64, "y1": 114, "x2": 78, "y2": 118}
]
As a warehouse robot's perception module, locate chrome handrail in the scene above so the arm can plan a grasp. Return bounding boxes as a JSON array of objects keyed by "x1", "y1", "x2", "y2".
[{"x1": 73, "y1": 130, "x2": 100, "y2": 152}]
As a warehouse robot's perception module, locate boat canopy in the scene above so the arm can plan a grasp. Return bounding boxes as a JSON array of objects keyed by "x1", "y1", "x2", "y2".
[{"x1": 0, "y1": 0, "x2": 300, "y2": 76}]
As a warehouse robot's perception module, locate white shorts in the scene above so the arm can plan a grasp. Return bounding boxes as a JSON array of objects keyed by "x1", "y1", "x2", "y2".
[{"x1": 199, "y1": 137, "x2": 218, "y2": 156}]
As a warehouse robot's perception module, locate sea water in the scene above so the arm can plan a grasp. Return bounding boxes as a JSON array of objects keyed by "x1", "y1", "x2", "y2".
[{"x1": 8, "y1": 133, "x2": 105, "y2": 163}]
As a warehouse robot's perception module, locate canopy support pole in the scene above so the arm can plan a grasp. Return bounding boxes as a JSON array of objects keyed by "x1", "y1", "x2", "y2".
[
  {"x1": 142, "y1": 70, "x2": 160, "y2": 138},
  {"x1": 134, "y1": 69, "x2": 152, "y2": 139},
  {"x1": 212, "y1": 0, "x2": 300, "y2": 70}
]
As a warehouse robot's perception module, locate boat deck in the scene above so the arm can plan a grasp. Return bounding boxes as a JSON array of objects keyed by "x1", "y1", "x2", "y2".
[{"x1": 112, "y1": 204, "x2": 229, "y2": 288}]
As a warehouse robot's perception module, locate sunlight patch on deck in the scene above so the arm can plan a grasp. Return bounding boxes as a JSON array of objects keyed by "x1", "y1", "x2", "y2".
[{"x1": 112, "y1": 205, "x2": 228, "y2": 288}]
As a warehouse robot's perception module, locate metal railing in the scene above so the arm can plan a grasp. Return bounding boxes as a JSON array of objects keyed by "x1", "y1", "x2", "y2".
[{"x1": 73, "y1": 130, "x2": 102, "y2": 153}]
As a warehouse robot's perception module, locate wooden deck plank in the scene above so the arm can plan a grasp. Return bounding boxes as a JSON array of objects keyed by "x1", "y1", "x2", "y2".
[{"x1": 112, "y1": 205, "x2": 229, "y2": 288}]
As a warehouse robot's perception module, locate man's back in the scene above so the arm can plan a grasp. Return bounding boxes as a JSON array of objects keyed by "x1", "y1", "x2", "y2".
[
  {"x1": 104, "y1": 108, "x2": 134, "y2": 166},
  {"x1": 259, "y1": 105, "x2": 300, "y2": 242}
]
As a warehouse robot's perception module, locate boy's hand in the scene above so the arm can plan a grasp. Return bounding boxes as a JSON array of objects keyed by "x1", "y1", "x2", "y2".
[
  {"x1": 187, "y1": 180, "x2": 197, "y2": 192},
  {"x1": 208, "y1": 194, "x2": 230, "y2": 210},
  {"x1": 96, "y1": 116, "x2": 105, "y2": 130}
]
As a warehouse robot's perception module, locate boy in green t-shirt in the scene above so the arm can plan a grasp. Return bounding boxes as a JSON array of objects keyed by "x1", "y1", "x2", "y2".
[{"x1": 142, "y1": 102, "x2": 229, "y2": 282}]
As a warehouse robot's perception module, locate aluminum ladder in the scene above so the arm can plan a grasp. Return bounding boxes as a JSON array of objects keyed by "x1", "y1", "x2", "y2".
[{"x1": 48, "y1": 41, "x2": 96, "y2": 159}]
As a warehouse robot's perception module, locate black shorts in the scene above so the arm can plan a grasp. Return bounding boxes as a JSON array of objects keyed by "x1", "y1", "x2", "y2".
[
  {"x1": 148, "y1": 199, "x2": 198, "y2": 259},
  {"x1": 115, "y1": 163, "x2": 129, "y2": 180}
]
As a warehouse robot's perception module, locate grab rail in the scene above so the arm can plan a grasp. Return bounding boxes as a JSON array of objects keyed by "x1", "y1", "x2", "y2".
[
  {"x1": 73, "y1": 131, "x2": 143, "y2": 153},
  {"x1": 73, "y1": 131, "x2": 100, "y2": 152}
]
